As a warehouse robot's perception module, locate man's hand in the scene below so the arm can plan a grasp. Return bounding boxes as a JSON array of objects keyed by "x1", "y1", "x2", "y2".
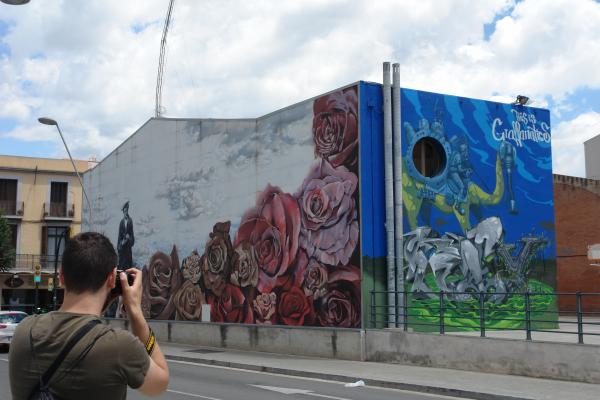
[{"x1": 119, "y1": 268, "x2": 143, "y2": 318}]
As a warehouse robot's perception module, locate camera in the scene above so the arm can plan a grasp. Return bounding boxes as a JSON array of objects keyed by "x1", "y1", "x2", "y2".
[{"x1": 112, "y1": 269, "x2": 134, "y2": 295}]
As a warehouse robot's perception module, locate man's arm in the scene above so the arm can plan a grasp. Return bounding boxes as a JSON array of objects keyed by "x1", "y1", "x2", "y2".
[{"x1": 120, "y1": 270, "x2": 169, "y2": 396}]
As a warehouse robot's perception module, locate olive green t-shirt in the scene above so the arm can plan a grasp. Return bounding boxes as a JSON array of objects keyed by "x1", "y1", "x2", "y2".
[{"x1": 8, "y1": 312, "x2": 150, "y2": 400}]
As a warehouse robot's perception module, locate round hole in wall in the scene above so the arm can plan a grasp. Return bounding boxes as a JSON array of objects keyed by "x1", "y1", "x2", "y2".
[{"x1": 412, "y1": 137, "x2": 447, "y2": 178}]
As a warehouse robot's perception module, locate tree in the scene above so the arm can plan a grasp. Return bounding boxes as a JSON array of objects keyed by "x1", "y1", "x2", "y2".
[{"x1": 0, "y1": 212, "x2": 15, "y2": 273}]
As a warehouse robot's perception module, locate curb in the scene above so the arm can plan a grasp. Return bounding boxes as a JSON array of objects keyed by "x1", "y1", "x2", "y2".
[{"x1": 165, "y1": 354, "x2": 531, "y2": 400}]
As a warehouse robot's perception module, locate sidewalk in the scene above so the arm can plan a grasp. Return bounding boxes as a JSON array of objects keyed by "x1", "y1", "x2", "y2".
[{"x1": 161, "y1": 343, "x2": 600, "y2": 400}]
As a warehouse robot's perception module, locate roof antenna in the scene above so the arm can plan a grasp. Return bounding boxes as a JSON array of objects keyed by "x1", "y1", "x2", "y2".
[{"x1": 155, "y1": 0, "x2": 176, "y2": 118}]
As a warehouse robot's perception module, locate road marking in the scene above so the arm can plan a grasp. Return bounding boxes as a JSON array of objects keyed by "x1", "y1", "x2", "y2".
[
  {"x1": 251, "y1": 384, "x2": 352, "y2": 400},
  {"x1": 0, "y1": 358, "x2": 8, "y2": 362},
  {"x1": 167, "y1": 389, "x2": 222, "y2": 399},
  {"x1": 168, "y1": 360, "x2": 470, "y2": 400}
]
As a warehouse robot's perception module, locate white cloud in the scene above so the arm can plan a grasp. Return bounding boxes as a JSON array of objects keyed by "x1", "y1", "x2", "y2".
[
  {"x1": 0, "y1": 0, "x2": 598, "y2": 167},
  {"x1": 552, "y1": 111, "x2": 600, "y2": 177}
]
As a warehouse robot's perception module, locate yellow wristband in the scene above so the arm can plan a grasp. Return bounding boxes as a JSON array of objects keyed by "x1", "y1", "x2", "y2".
[{"x1": 145, "y1": 328, "x2": 156, "y2": 356}]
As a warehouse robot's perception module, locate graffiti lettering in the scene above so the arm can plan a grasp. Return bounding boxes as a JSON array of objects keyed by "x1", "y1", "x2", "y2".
[{"x1": 492, "y1": 117, "x2": 551, "y2": 147}]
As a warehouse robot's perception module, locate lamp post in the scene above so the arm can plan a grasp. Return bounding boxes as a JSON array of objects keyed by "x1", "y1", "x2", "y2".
[
  {"x1": 38, "y1": 117, "x2": 93, "y2": 227},
  {"x1": 39, "y1": 117, "x2": 93, "y2": 310}
]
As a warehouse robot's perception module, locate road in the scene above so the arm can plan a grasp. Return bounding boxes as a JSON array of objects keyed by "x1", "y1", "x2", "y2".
[{"x1": 0, "y1": 353, "x2": 467, "y2": 400}]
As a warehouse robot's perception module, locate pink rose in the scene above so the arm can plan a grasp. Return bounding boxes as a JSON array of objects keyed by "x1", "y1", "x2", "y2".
[
  {"x1": 312, "y1": 86, "x2": 358, "y2": 168},
  {"x1": 253, "y1": 292, "x2": 277, "y2": 324},
  {"x1": 296, "y1": 159, "x2": 358, "y2": 266},
  {"x1": 173, "y1": 280, "x2": 206, "y2": 321},
  {"x1": 317, "y1": 265, "x2": 361, "y2": 328},
  {"x1": 181, "y1": 250, "x2": 202, "y2": 284},
  {"x1": 235, "y1": 185, "x2": 301, "y2": 292}
]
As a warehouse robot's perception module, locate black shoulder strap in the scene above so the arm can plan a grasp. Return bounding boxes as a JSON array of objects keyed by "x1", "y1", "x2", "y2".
[{"x1": 35, "y1": 319, "x2": 101, "y2": 388}]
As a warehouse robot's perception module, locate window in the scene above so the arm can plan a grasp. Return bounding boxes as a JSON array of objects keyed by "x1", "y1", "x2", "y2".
[
  {"x1": 0, "y1": 179, "x2": 17, "y2": 215},
  {"x1": 50, "y1": 182, "x2": 68, "y2": 217},
  {"x1": 412, "y1": 137, "x2": 447, "y2": 178},
  {"x1": 44, "y1": 226, "x2": 69, "y2": 262}
]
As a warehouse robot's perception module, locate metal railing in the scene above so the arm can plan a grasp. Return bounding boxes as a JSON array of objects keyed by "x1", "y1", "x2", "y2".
[
  {"x1": 370, "y1": 290, "x2": 600, "y2": 344},
  {"x1": 43, "y1": 202, "x2": 74, "y2": 218},
  {"x1": 10, "y1": 254, "x2": 62, "y2": 272}
]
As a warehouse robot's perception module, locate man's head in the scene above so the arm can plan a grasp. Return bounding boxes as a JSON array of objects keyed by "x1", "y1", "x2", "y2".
[
  {"x1": 61, "y1": 232, "x2": 118, "y2": 294},
  {"x1": 122, "y1": 201, "x2": 129, "y2": 216}
]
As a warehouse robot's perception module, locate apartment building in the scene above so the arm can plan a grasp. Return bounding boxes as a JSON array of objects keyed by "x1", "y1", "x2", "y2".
[{"x1": 0, "y1": 155, "x2": 92, "y2": 311}]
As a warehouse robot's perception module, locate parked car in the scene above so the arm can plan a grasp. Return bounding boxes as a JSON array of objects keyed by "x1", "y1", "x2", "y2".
[{"x1": 0, "y1": 311, "x2": 28, "y2": 352}]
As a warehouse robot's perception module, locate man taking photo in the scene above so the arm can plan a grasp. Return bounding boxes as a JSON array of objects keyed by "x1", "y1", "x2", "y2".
[{"x1": 9, "y1": 232, "x2": 169, "y2": 399}]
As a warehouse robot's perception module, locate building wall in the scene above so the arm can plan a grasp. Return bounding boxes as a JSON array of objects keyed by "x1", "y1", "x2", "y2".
[
  {"x1": 360, "y1": 85, "x2": 556, "y2": 330},
  {"x1": 584, "y1": 135, "x2": 600, "y2": 180},
  {"x1": 84, "y1": 84, "x2": 362, "y2": 327},
  {"x1": 554, "y1": 174, "x2": 600, "y2": 311}
]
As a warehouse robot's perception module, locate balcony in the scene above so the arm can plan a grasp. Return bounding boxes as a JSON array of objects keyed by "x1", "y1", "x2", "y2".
[
  {"x1": 9, "y1": 254, "x2": 62, "y2": 273},
  {"x1": 43, "y1": 202, "x2": 75, "y2": 220},
  {"x1": 0, "y1": 200, "x2": 24, "y2": 218}
]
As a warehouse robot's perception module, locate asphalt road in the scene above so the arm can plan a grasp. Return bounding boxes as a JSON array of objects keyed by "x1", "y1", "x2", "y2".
[{"x1": 0, "y1": 353, "x2": 466, "y2": 400}]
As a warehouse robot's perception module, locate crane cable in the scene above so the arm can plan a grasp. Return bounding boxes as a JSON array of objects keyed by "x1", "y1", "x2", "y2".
[{"x1": 155, "y1": 0, "x2": 175, "y2": 118}]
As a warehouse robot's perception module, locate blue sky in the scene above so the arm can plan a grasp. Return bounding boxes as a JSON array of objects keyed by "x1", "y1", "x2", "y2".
[{"x1": 1, "y1": 0, "x2": 599, "y2": 176}]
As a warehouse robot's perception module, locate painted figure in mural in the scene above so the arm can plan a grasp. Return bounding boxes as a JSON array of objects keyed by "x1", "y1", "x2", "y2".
[
  {"x1": 499, "y1": 140, "x2": 518, "y2": 214},
  {"x1": 447, "y1": 136, "x2": 473, "y2": 215},
  {"x1": 402, "y1": 117, "x2": 516, "y2": 233},
  {"x1": 118, "y1": 201, "x2": 135, "y2": 268}
]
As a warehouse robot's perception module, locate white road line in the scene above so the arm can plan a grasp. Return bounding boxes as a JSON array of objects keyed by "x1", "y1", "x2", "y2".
[
  {"x1": 166, "y1": 389, "x2": 223, "y2": 400},
  {"x1": 304, "y1": 393, "x2": 352, "y2": 400},
  {"x1": 0, "y1": 358, "x2": 8, "y2": 362},
  {"x1": 167, "y1": 359, "x2": 470, "y2": 400}
]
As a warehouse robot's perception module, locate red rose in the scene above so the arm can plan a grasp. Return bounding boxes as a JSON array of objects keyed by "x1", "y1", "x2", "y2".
[
  {"x1": 278, "y1": 286, "x2": 314, "y2": 326},
  {"x1": 312, "y1": 86, "x2": 358, "y2": 168},
  {"x1": 210, "y1": 284, "x2": 253, "y2": 324},
  {"x1": 317, "y1": 265, "x2": 361, "y2": 328},
  {"x1": 235, "y1": 185, "x2": 301, "y2": 292}
]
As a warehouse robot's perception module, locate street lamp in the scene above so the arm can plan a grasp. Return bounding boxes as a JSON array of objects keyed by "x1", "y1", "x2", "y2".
[
  {"x1": 39, "y1": 117, "x2": 94, "y2": 310},
  {"x1": 0, "y1": 0, "x2": 30, "y2": 4}
]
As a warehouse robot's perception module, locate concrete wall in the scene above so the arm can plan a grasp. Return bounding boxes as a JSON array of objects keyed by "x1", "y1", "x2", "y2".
[
  {"x1": 105, "y1": 318, "x2": 362, "y2": 360},
  {"x1": 105, "y1": 319, "x2": 600, "y2": 383},
  {"x1": 554, "y1": 174, "x2": 600, "y2": 311},
  {"x1": 365, "y1": 329, "x2": 600, "y2": 384}
]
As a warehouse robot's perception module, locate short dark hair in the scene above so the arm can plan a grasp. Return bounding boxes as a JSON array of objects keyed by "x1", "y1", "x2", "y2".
[{"x1": 61, "y1": 232, "x2": 117, "y2": 294}]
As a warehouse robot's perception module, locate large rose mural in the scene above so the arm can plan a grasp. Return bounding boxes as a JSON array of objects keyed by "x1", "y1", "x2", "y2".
[
  {"x1": 235, "y1": 185, "x2": 301, "y2": 293},
  {"x1": 140, "y1": 85, "x2": 361, "y2": 328},
  {"x1": 312, "y1": 86, "x2": 358, "y2": 169}
]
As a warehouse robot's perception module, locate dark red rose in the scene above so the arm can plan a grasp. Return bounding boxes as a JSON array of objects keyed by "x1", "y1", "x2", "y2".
[
  {"x1": 253, "y1": 292, "x2": 277, "y2": 324},
  {"x1": 317, "y1": 265, "x2": 361, "y2": 328},
  {"x1": 201, "y1": 221, "x2": 233, "y2": 296},
  {"x1": 210, "y1": 284, "x2": 253, "y2": 323},
  {"x1": 235, "y1": 185, "x2": 301, "y2": 292},
  {"x1": 278, "y1": 286, "x2": 314, "y2": 326},
  {"x1": 230, "y1": 241, "x2": 259, "y2": 288},
  {"x1": 173, "y1": 280, "x2": 206, "y2": 321},
  {"x1": 296, "y1": 159, "x2": 358, "y2": 266},
  {"x1": 141, "y1": 245, "x2": 182, "y2": 320},
  {"x1": 312, "y1": 86, "x2": 358, "y2": 168}
]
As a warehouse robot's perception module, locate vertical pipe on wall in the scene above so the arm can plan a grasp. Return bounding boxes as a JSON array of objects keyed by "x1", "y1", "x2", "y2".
[
  {"x1": 392, "y1": 63, "x2": 404, "y2": 327},
  {"x1": 383, "y1": 62, "x2": 396, "y2": 327}
]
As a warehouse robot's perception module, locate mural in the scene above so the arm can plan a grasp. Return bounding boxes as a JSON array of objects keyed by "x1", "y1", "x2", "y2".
[
  {"x1": 400, "y1": 89, "x2": 556, "y2": 331},
  {"x1": 87, "y1": 85, "x2": 361, "y2": 327}
]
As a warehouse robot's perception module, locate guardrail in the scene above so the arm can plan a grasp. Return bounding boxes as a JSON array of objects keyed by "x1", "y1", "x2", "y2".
[
  {"x1": 11, "y1": 254, "x2": 62, "y2": 272},
  {"x1": 370, "y1": 290, "x2": 600, "y2": 344}
]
